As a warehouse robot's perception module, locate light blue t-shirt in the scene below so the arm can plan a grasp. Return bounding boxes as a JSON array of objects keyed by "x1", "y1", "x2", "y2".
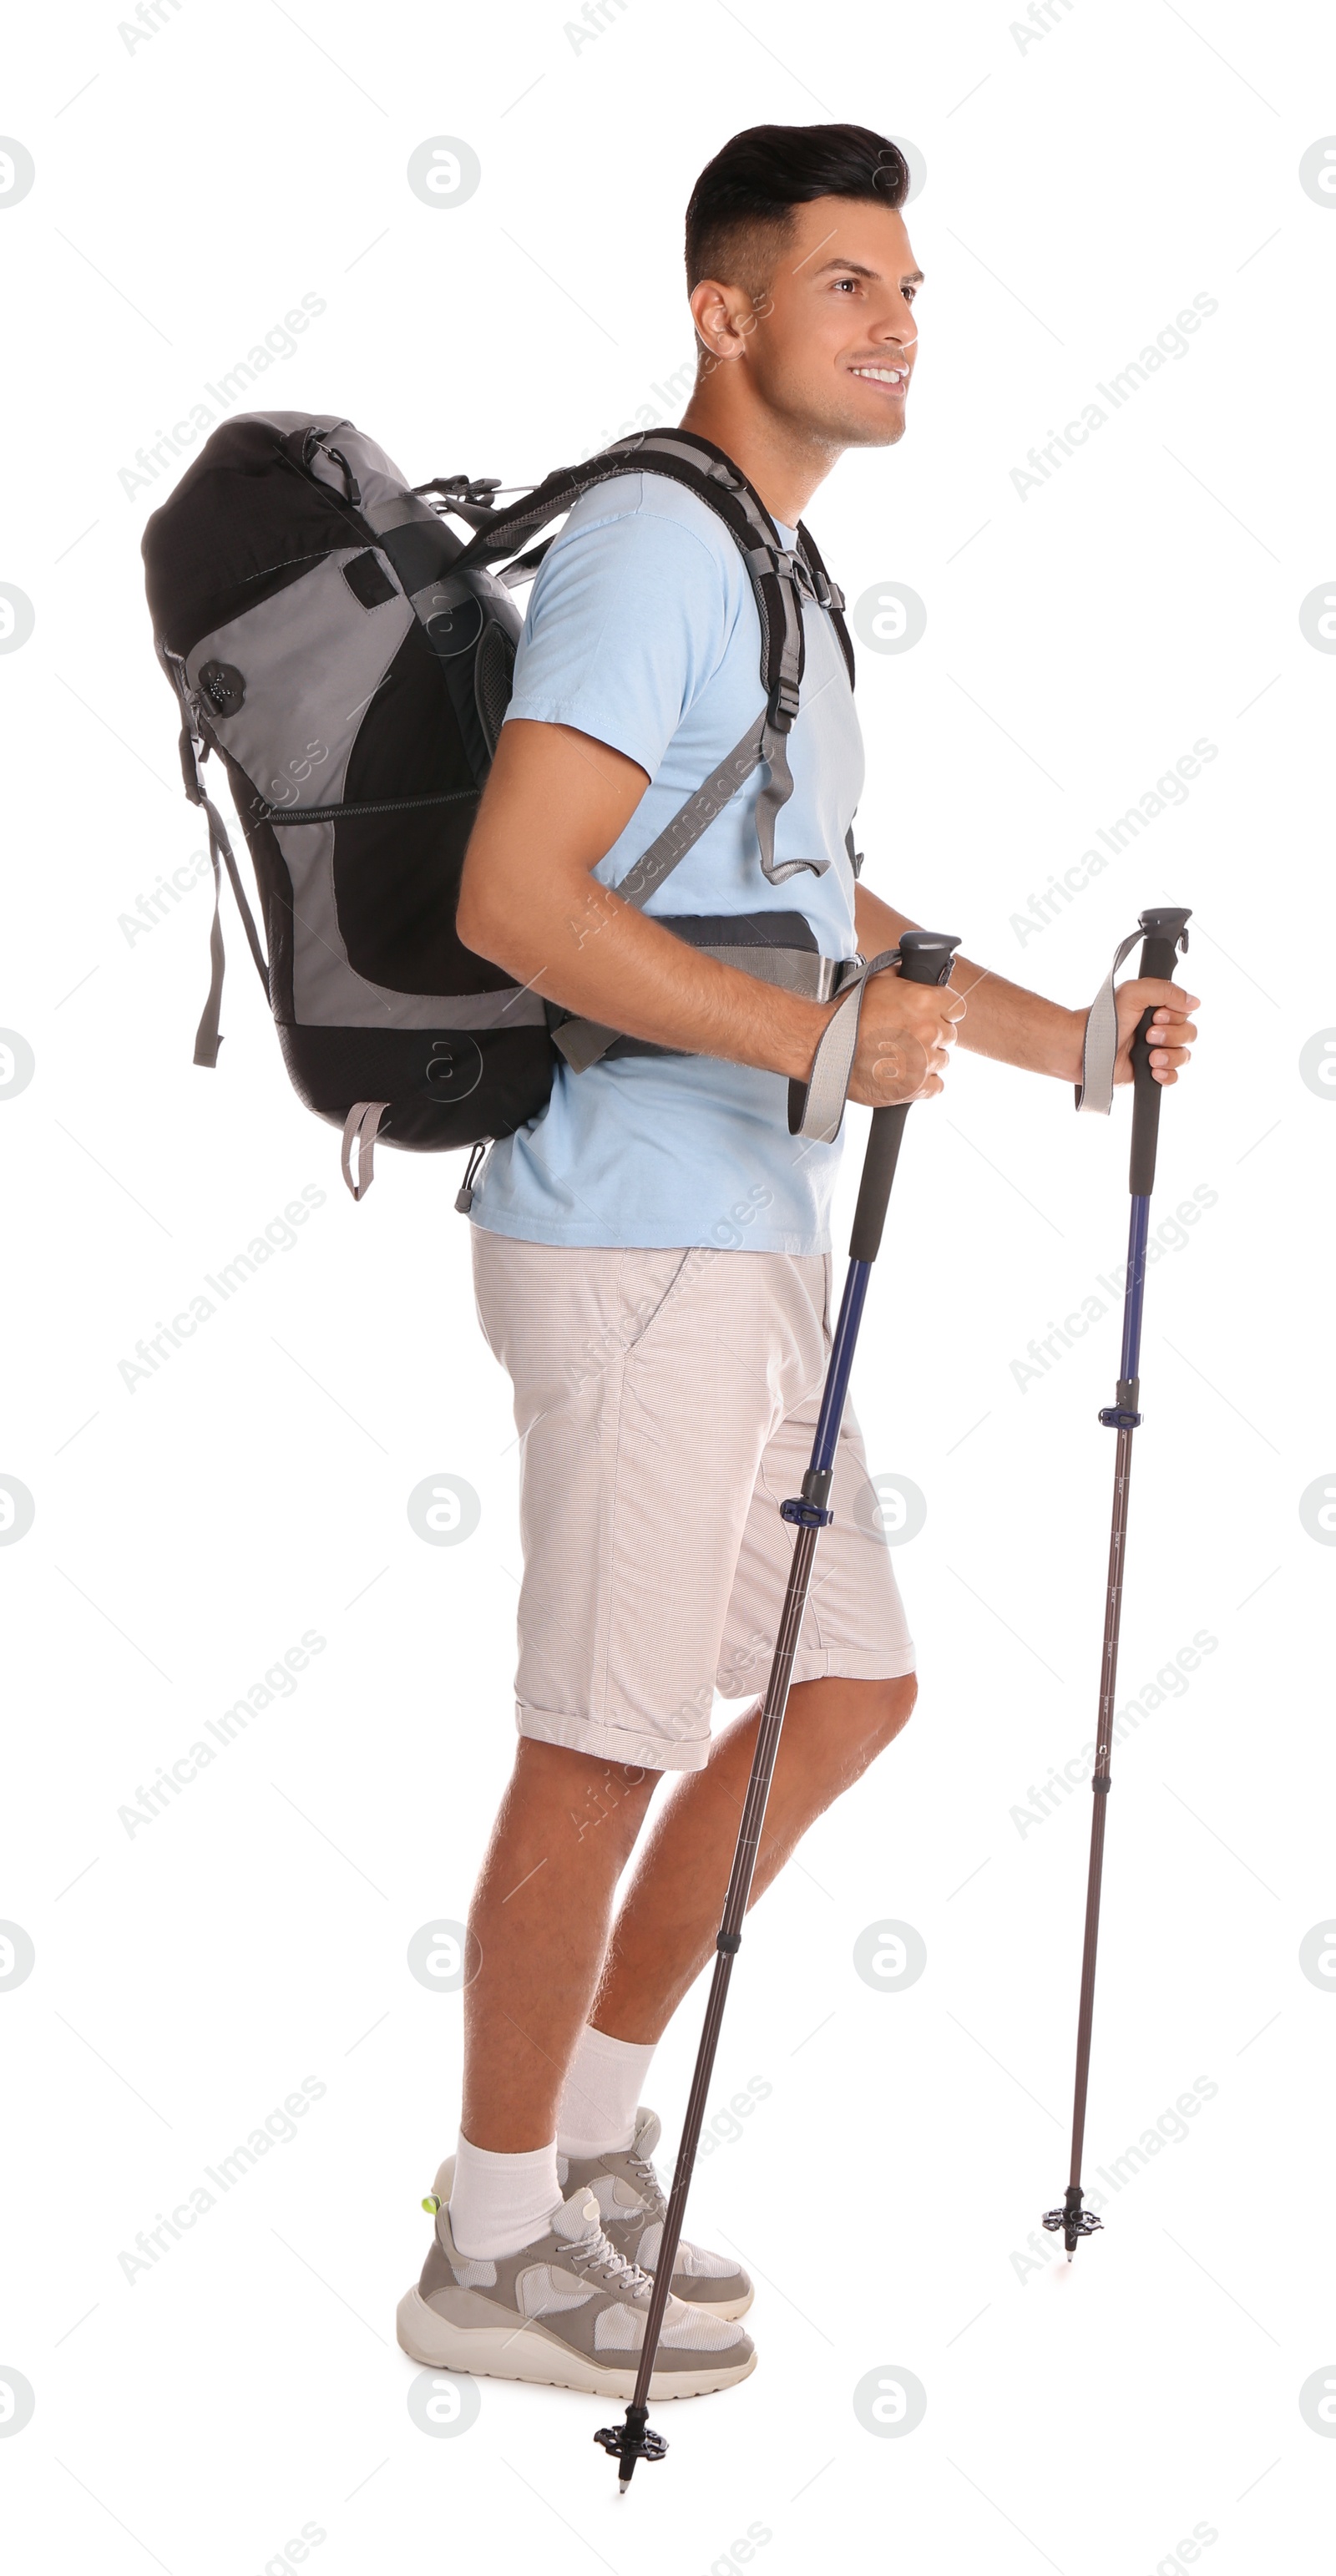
[{"x1": 469, "y1": 470, "x2": 864, "y2": 1253}]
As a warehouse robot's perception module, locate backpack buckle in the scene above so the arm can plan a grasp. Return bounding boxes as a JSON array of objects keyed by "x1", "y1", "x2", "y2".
[{"x1": 772, "y1": 546, "x2": 818, "y2": 603}]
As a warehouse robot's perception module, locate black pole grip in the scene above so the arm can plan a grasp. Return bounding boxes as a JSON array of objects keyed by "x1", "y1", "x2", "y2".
[
  {"x1": 898, "y1": 930, "x2": 964, "y2": 986},
  {"x1": 1127, "y1": 907, "x2": 1191, "y2": 1197},
  {"x1": 848, "y1": 931, "x2": 960, "y2": 1263},
  {"x1": 849, "y1": 1106, "x2": 909, "y2": 1263}
]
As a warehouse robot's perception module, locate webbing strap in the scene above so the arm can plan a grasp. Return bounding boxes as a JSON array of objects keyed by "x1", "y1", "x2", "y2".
[
  {"x1": 618, "y1": 717, "x2": 766, "y2": 907},
  {"x1": 553, "y1": 708, "x2": 829, "y2": 1073},
  {"x1": 786, "y1": 949, "x2": 898, "y2": 1146},
  {"x1": 194, "y1": 818, "x2": 226, "y2": 1072},
  {"x1": 754, "y1": 717, "x2": 812, "y2": 884},
  {"x1": 795, "y1": 516, "x2": 855, "y2": 691},
  {"x1": 554, "y1": 935, "x2": 844, "y2": 1073},
  {"x1": 1075, "y1": 926, "x2": 1151, "y2": 1114},
  {"x1": 341, "y1": 1100, "x2": 391, "y2": 1200},
  {"x1": 701, "y1": 945, "x2": 842, "y2": 1000},
  {"x1": 192, "y1": 789, "x2": 270, "y2": 1069},
  {"x1": 551, "y1": 1014, "x2": 623, "y2": 1075},
  {"x1": 620, "y1": 711, "x2": 826, "y2": 905},
  {"x1": 167, "y1": 653, "x2": 271, "y2": 1070}
]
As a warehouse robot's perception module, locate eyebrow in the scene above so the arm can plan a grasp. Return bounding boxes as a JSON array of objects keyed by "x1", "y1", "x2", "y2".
[{"x1": 807, "y1": 257, "x2": 924, "y2": 287}]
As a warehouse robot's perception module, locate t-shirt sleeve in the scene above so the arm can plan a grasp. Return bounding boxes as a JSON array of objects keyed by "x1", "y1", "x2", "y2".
[{"x1": 502, "y1": 485, "x2": 737, "y2": 779}]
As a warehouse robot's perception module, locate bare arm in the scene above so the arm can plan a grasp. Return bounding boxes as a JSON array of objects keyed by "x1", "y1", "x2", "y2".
[
  {"x1": 458, "y1": 721, "x2": 959, "y2": 1105},
  {"x1": 853, "y1": 884, "x2": 1199, "y2": 1089}
]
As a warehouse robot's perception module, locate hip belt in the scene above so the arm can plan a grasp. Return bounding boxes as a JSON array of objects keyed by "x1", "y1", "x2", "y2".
[{"x1": 552, "y1": 910, "x2": 857, "y2": 1071}]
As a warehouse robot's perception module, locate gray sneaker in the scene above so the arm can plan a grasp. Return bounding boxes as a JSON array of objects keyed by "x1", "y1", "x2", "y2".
[
  {"x1": 397, "y1": 2178, "x2": 756, "y2": 2401},
  {"x1": 559, "y1": 2108, "x2": 753, "y2": 2320}
]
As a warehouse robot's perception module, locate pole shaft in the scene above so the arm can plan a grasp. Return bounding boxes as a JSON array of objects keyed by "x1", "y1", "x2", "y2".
[
  {"x1": 1065, "y1": 1185, "x2": 1151, "y2": 2180},
  {"x1": 629, "y1": 1258, "x2": 905, "y2": 2405},
  {"x1": 614, "y1": 931, "x2": 961, "y2": 2448},
  {"x1": 1068, "y1": 1417, "x2": 1134, "y2": 2184},
  {"x1": 812, "y1": 1262, "x2": 871, "y2": 1471},
  {"x1": 627, "y1": 1519, "x2": 822, "y2": 2411},
  {"x1": 1050, "y1": 909, "x2": 1189, "y2": 2235}
]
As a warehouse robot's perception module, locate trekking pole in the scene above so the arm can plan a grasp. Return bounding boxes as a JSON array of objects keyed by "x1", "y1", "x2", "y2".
[
  {"x1": 1042, "y1": 904, "x2": 1192, "y2": 2259},
  {"x1": 595, "y1": 928, "x2": 961, "y2": 2490}
]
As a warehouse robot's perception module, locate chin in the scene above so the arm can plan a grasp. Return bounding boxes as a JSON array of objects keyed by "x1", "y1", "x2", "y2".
[{"x1": 836, "y1": 407, "x2": 907, "y2": 452}]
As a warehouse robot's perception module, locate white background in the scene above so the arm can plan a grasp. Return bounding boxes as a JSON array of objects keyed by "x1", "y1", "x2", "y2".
[{"x1": 2, "y1": 3, "x2": 1333, "y2": 2570}]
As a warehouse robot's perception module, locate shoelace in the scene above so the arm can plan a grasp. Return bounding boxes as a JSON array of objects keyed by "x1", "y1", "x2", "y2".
[
  {"x1": 625, "y1": 2148, "x2": 667, "y2": 2224},
  {"x1": 568, "y1": 2223, "x2": 653, "y2": 2298}
]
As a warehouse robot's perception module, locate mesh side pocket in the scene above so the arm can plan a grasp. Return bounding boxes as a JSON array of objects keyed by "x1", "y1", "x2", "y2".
[{"x1": 473, "y1": 618, "x2": 516, "y2": 760}]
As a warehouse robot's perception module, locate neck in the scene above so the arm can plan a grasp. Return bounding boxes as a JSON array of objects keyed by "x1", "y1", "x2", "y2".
[{"x1": 677, "y1": 377, "x2": 838, "y2": 529}]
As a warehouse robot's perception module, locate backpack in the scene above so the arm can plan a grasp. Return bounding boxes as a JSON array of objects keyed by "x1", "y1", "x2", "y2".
[{"x1": 141, "y1": 412, "x2": 859, "y2": 1201}]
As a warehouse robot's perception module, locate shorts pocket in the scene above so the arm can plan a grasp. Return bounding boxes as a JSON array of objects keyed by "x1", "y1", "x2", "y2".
[{"x1": 615, "y1": 1247, "x2": 706, "y2": 1359}]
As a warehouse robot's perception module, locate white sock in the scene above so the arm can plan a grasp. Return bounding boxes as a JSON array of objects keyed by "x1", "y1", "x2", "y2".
[
  {"x1": 556, "y1": 2024, "x2": 658, "y2": 2158},
  {"x1": 448, "y1": 2133, "x2": 560, "y2": 2259}
]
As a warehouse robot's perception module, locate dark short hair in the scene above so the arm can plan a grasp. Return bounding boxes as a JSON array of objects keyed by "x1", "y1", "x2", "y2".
[{"x1": 685, "y1": 123, "x2": 908, "y2": 298}]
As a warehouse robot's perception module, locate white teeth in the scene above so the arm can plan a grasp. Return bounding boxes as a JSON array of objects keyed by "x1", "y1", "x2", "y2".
[{"x1": 853, "y1": 366, "x2": 905, "y2": 384}]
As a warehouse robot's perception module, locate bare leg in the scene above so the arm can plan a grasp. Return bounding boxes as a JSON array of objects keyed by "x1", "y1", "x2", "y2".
[
  {"x1": 460, "y1": 1678, "x2": 914, "y2": 2143},
  {"x1": 591, "y1": 1673, "x2": 917, "y2": 2042},
  {"x1": 460, "y1": 1740, "x2": 657, "y2": 2151}
]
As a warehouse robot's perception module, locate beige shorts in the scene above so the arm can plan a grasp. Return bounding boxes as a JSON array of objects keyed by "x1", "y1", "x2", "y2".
[{"x1": 472, "y1": 1231, "x2": 914, "y2": 1774}]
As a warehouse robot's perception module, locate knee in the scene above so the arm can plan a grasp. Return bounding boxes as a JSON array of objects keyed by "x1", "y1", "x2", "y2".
[
  {"x1": 789, "y1": 1672, "x2": 918, "y2": 1771},
  {"x1": 512, "y1": 1740, "x2": 657, "y2": 1855},
  {"x1": 860, "y1": 1672, "x2": 918, "y2": 1758}
]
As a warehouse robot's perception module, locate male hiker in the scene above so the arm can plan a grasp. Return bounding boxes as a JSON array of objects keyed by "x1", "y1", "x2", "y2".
[{"x1": 396, "y1": 122, "x2": 1199, "y2": 2396}]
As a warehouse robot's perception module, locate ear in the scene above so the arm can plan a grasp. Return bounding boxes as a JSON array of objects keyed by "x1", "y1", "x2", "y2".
[{"x1": 688, "y1": 275, "x2": 753, "y2": 365}]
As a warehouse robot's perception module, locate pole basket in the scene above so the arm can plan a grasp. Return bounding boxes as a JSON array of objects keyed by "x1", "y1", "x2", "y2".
[
  {"x1": 1042, "y1": 2186, "x2": 1105, "y2": 2255},
  {"x1": 594, "y1": 2408, "x2": 668, "y2": 2488}
]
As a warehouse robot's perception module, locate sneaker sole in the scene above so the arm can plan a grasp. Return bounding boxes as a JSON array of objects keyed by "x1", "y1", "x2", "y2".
[{"x1": 396, "y1": 2286, "x2": 757, "y2": 2401}]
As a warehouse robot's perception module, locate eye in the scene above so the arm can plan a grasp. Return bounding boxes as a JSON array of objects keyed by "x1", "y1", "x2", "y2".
[{"x1": 832, "y1": 275, "x2": 860, "y2": 292}]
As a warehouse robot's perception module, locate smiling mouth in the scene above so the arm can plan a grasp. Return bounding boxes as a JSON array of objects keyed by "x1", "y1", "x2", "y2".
[{"x1": 849, "y1": 362, "x2": 909, "y2": 394}]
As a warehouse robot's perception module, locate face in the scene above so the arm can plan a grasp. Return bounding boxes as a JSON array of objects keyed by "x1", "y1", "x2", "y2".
[{"x1": 691, "y1": 194, "x2": 922, "y2": 451}]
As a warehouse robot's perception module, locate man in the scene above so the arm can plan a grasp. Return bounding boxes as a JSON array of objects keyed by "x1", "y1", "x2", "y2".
[{"x1": 396, "y1": 123, "x2": 1199, "y2": 2400}]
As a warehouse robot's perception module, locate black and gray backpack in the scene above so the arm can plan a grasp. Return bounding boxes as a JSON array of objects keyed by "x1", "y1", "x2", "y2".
[{"x1": 142, "y1": 412, "x2": 862, "y2": 1200}]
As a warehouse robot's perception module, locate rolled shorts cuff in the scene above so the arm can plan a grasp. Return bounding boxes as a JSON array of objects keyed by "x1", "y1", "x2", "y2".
[
  {"x1": 722, "y1": 1642, "x2": 918, "y2": 1698},
  {"x1": 516, "y1": 1701, "x2": 712, "y2": 1777},
  {"x1": 517, "y1": 1645, "x2": 918, "y2": 1778}
]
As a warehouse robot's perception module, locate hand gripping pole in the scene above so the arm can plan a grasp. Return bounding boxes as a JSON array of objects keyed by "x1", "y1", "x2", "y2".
[
  {"x1": 1043, "y1": 907, "x2": 1192, "y2": 2256},
  {"x1": 595, "y1": 928, "x2": 960, "y2": 2488}
]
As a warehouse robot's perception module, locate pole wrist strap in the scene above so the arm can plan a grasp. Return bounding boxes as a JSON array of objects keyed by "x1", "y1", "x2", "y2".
[
  {"x1": 787, "y1": 949, "x2": 898, "y2": 1145},
  {"x1": 1074, "y1": 925, "x2": 1150, "y2": 1116}
]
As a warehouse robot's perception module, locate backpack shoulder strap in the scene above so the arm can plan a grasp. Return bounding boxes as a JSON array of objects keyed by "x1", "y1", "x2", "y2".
[
  {"x1": 456, "y1": 429, "x2": 853, "y2": 892},
  {"x1": 455, "y1": 428, "x2": 810, "y2": 733},
  {"x1": 454, "y1": 430, "x2": 854, "y2": 1078},
  {"x1": 794, "y1": 516, "x2": 856, "y2": 692}
]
